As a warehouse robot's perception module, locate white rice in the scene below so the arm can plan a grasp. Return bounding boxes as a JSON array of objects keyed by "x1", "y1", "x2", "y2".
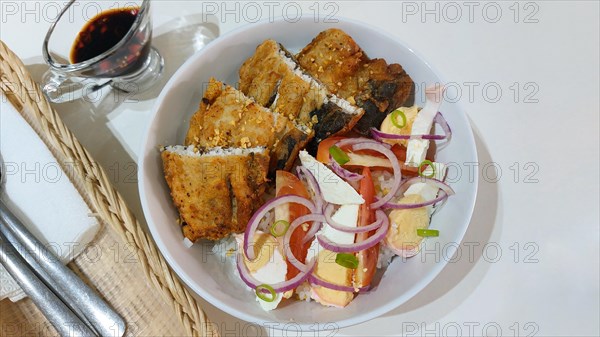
[
  {"x1": 329, "y1": 93, "x2": 363, "y2": 115},
  {"x1": 277, "y1": 49, "x2": 324, "y2": 91},
  {"x1": 377, "y1": 244, "x2": 396, "y2": 269},
  {"x1": 372, "y1": 170, "x2": 396, "y2": 198},
  {"x1": 295, "y1": 281, "x2": 312, "y2": 302},
  {"x1": 162, "y1": 145, "x2": 266, "y2": 157}
]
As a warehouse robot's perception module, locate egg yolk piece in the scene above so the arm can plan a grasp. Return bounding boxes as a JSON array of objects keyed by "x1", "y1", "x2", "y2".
[
  {"x1": 379, "y1": 105, "x2": 420, "y2": 147},
  {"x1": 384, "y1": 194, "x2": 430, "y2": 255}
]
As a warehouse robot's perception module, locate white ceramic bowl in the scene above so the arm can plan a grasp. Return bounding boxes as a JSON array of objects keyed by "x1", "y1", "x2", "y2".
[{"x1": 139, "y1": 17, "x2": 478, "y2": 330}]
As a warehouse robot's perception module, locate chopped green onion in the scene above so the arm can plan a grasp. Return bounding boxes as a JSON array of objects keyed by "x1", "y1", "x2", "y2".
[
  {"x1": 255, "y1": 284, "x2": 276, "y2": 302},
  {"x1": 335, "y1": 253, "x2": 359, "y2": 269},
  {"x1": 270, "y1": 220, "x2": 290, "y2": 237},
  {"x1": 329, "y1": 145, "x2": 350, "y2": 165},
  {"x1": 417, "y1": 229, "x2": 439, "y2": 237},
  {"x1": 391, "y1": 109, "x2": 407, "y2": 129},
  {"x1": 418, "y1": 160, "x2": 435, "y2": 178}
]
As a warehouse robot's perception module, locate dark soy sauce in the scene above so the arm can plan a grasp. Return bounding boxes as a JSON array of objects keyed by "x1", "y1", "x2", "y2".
[{"x1": 70, "y1": 7, "x2": 150, "y2": 77}]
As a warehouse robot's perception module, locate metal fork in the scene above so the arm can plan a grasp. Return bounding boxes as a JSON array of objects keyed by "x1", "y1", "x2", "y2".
[{"x1": 0, "y1": 154, "x2": 126, "y2": 337}]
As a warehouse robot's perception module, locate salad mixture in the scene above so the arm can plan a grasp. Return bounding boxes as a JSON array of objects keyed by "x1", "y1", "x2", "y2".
[{"x1": 234, "y1": 85, "x2": 454, "y2": 310}]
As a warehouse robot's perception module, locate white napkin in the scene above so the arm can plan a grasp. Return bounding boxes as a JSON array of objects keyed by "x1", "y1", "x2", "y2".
[{"x1": 0, "y1": 93, "x2": 100, "y2": 302}]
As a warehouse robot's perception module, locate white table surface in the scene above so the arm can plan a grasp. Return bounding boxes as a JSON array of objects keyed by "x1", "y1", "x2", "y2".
[{"x1": 1, "y1": 1, "x2": 598, "y2": 336}]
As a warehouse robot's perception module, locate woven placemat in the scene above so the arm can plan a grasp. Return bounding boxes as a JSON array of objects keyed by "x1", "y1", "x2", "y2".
[{"x1": 0, "y1": 40, "x2": 219, "y2": 337}]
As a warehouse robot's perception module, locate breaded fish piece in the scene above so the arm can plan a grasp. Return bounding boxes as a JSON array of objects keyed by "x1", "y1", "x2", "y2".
[
  {"x1": 239, "y1": 40, "x2": 364, "y2": 152},
  {"x1": 296, "y1": 28, "x2": 415, "y2": 135},
  {"x1": 161, "y1": 146, "x2": 269, "y2": 241},
  {"x1": 185, "y1": 78, "x2": 310, "y2": 171}
]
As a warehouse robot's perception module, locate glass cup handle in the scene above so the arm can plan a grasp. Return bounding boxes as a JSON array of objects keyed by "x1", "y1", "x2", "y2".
[{"x1": 41, "y1": 69, "x2": 110, "y2": 103}]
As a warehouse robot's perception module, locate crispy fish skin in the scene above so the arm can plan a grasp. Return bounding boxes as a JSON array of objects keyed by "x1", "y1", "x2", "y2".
[
  {"x1": 239, "y1": 40, "x2": 291, "y2": 108},
  {"x1": 297, "y1": 28, "x2": 415, "y2": 134},
  {"x1": 240, "y1": 40, "x2": 325, "y2": 126},
  {"x1": 185, "y1": 78, "x2": 309, "y2": 171},
  {"x1": 239, "y1": 40, "x2": 364, "y2": 151},
  {"x1": 161, "y1": 147, "x2": 269, "y2": 241}
]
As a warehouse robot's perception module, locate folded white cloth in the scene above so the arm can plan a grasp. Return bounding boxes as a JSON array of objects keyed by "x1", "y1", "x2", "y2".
[{"x1": 0, "y1": 93, "x2": 100, "y2": 302}]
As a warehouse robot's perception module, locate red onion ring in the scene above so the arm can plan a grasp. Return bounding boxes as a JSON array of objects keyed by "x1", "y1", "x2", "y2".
[
  {"x1": 434, "y1": 112, "x2": 452, "y2": 143},
  {"x1": 397, "y1": 176, "x2": 455, "y2": 197},
  {"x1": 327, "y1": 138, "x2": 391, "y2": 185},
  {"x1": 283, "y1": 214, "x2": 325, "y2": 272},
  {"x1": 330, "y1": 160, "x2": 364, "y2": 182},
  {"x1": 323, "y1": 204, "x2": 383, "y2": 233},
  {"x1": 309, "y1": 274, "x2": 370, "y2": 293},
  {"x1": 335, "y1": 137, "x2": 392, "y2": 150},
  {"x1": 296, "y1": 167, "x2": 327, "y2": 244},
  {"x1": 296, "y1": 166, "x2": 324, "y2": 212},
  {"x1": 236, "y1": 251, "x2": 316, "y2": 293},
  {"x1": 302, "y1": 222, "x2": 323, "y2": 245},
  {"x1": 383, "y1": 177, "x2": 455, "y2": 209},
  {"x1": 384, "y1": 190, "x2": 448, "y2": 209},
  {"x1": 352, "y1": 143, "x2": 402, "y2": 209},
  {"x1": 316, "y1": 210, "x2": 389, "y2": 253},
  {"x1": 244, "y1": 195, "x2": 316, "y2": 261}
]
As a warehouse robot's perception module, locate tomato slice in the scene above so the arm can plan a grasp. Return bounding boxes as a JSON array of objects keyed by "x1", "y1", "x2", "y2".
[
  {"x1": 316, "y1": 136, "x2": 423, "y2": 177},
  {"x1": 391, "y1": 144, "x2": 407, "y2": 162},
  {"x1": 316, "y1": 136, "x2": 346, "y2": 163},
  {"x1": 275, "y1": 171, "x2": 312, "y2": 282},
  {"x1": 316, "y1": 136, "x2": 384, "y2": 163},
  {"x1": 354, "y1": 167, "x2": 379, "y2": 288}
]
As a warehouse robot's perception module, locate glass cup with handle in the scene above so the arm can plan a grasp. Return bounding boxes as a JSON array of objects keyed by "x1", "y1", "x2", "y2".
[{"x1": 42, "y1": 0, "x2": 163, "y2": 103}]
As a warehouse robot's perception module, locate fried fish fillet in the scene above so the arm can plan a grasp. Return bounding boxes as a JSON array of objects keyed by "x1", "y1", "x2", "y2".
[
  {"x1": 185, "y1": 78, "x2": 310, "y2": 171},
  {"x1": 161, "y1": 146, "x2": 269, "y2": 241},
  {"x1": 296, "y1": 28, "x2": 415, "y2": 135},
  {"x1": 239, "y1": 39, "x2": 364, "y2": 152}
]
